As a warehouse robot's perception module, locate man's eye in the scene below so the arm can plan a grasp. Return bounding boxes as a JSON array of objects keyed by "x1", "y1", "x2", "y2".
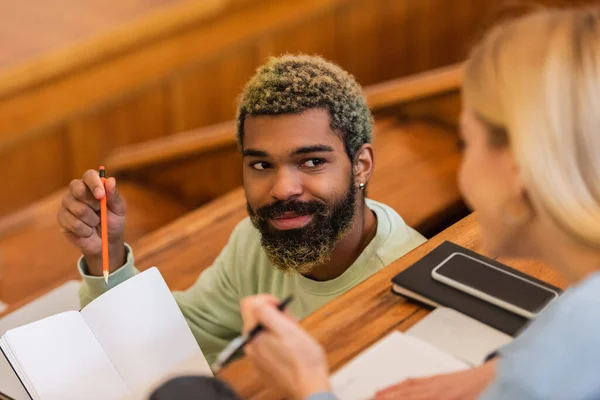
[
  {"x1": 302, "y1": 159, "x2": 325, "y2": 168},
  {"x1": 251, "y1": 162, "x2": 271, "y2": 170}
]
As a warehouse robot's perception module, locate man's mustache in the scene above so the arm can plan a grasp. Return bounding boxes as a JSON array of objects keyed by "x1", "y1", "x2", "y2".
[{"x1": 254, "y1": 199, "x2": 328, "y2": 219}]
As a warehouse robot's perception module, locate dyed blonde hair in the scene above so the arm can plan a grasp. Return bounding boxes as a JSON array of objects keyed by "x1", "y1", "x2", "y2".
[
  {"x1": 464, "y1": 7, "x2": 600, "y2": 246},
  {"x1": 236, "y1": 54, "x2": 373, "y2": 160}
]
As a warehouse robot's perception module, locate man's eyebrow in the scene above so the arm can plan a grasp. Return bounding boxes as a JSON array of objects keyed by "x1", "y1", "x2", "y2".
[
  {"x1": 242, "y1": 149, "x2": 269, "y2": 157},
  {"x1": 291, "y1": 145, "x2": 334, "y2": 156}
]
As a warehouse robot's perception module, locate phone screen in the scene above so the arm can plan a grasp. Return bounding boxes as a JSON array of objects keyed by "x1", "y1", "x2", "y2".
[{"x1": 434, "y1": 253, "x2": 557, "y2": 313}]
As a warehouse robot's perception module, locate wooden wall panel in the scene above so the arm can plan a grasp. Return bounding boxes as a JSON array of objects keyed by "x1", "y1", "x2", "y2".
[
  {"x1": 127, "y1": 144, "x2": 242, "y2": 207},
  {"x1": 334, "y1": 0, "x2": 389, "y2": 85},
  {"x1": 0, "y1": 128, "x2": 70, "y2": 214},
  {"x1": 67, "y1": 86, "x2": 168, "y2": 177},
  {"x1": 0, "y1": 0, "x2": 187, "y2": 70},
  {"x1": 1, "y1": 0, "x2": 597, "y2": 217},
  {"x1": 168, "y1": 46, "x2": 260, "y2": 133},
  {"x1": 263, "y1": 12, "x2": 338, "y2": 63}
]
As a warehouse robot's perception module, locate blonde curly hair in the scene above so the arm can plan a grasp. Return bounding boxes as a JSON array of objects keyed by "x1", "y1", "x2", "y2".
[{"x1": 236, "y1": 54, "x2": 373, "y2": 160}]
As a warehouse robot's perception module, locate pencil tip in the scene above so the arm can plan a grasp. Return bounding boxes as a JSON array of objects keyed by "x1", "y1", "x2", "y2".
[{"x1": 104, "y1": 271, "x2": 109, "y2": 285}]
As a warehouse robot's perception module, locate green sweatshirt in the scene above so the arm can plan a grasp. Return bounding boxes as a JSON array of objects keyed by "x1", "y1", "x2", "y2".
[{"x1": 78, "y1": 199, "x2": 425, "y2": 366}]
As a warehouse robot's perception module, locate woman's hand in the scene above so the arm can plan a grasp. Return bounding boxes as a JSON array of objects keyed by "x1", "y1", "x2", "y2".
[
  {"x1": 240, "y1": 295, "x2": 331, "y2": 400},
  {"x1": 374, "y1": 360, "x2": 496, "y2": 400}
]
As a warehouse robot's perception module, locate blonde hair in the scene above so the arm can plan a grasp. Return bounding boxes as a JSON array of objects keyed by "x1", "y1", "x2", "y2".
[{"x1": 464, "y1": 7, "x2": 600, "y2": 247}]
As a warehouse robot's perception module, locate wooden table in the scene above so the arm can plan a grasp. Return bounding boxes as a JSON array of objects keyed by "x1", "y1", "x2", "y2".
[{"x1": 218, "y1": 213, "x2": 568, "y2": 399}]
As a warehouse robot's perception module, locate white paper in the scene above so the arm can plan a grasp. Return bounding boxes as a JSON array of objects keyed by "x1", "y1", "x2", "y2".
[
  {"x1": 406, "y1": 308, "x2": 512, "y2": 365},
  {"x1": 0, "y1": 352, "x2": 29, "y2": 400},
  {"x1": 82, "y1": 267, "x2": 212, "y2": 399},
  {"x1": 2, "y1": 312, "x2": 132, "y2": 400},
  {"x1": 330, "y1": 331, "x2": 468, "y2": 400},
  {"x1": 0, "y1": 280, "x2": 81, "y2": 400},
  {"x1": 0, "y1": 281, "x2": 81, "y2": 336}
]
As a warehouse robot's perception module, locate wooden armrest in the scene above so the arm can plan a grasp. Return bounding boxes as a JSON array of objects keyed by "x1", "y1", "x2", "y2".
[
  {"x1": 365, "y1": 63, "x2": 463, "y2": 111},
  {"x1": 104, "y1": 63, "x2": 464, "y2": 175},
  {"x1": 104, "y1": 121, "x2": 236, "y2": 174}
]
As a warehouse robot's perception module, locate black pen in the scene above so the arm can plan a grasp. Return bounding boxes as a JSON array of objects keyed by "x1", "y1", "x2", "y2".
[{"x1": 211, "y1": 295, "x2": 293, "y2": 373}]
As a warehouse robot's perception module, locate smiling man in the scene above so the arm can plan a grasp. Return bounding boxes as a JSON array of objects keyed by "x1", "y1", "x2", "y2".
[{"x1": 58, "y1": 55, "x2": 426, "y2": 366}]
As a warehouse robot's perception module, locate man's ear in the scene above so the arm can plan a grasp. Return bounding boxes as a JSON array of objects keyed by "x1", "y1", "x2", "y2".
[{"x1": 353, "y1": 143, "x2": 374, "y2": 188}]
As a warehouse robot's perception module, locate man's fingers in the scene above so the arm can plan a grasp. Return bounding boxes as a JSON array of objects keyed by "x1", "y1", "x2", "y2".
[
  {"x1": 57, "y1": 208, "x2": 95, "y2": 238},
  {"x1": 69, "y1": 179, "x2": 100, "y2": 211},
  {"x1": 62, "y1": 192, "x2": 100, "y2": 227},
  {"x1": 105, "y1": 177, "x2": 126, "y2": 216},
  {"x1": 82, "y1": 169, "x2": 105, "y2": 200}
]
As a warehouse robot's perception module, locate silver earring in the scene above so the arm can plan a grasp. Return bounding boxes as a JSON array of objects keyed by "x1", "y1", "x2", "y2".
[{"x1": 359, "y1": 183, "x2": 365, "y2": 191}]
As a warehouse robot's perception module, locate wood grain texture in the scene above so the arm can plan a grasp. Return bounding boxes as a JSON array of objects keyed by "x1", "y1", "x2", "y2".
[
  {"x1": 0, "y1": 0, "x2": 346, "y2": 217},
  {"x1": 167, "y1": 46, "x2": 260, "y2": 132},
  {"x1": 105, "y1": 121, "x2": 236, "y2": 173},
  {"x1": 2, "y1": 0, "x2": 595, "y2": 216},
  {"x1": 0, "y1": 0, "x2": 343, "y2": 142},
  {"x1": 101, "y1": 63, "x2": 462, "y2": 212},
  {"x1": 67, "y1": 85, "x2": 169, "y2": 177},
  {"x1": 0, "y1": 182, "x2": 188, "y2": 305},
  {"x1": 364, "y1": 63, "x2": 462, "y2": 112},
  {"x1": 131, "y1": 144, "x2": 242, "y2": 208},
  {"x1": 104, "y1": 63, "x2": 463, "y2": 178},
  {"x1": 0, "y1": 0, "x2": 226, "y2": 96},
  {"x1": 218, "y1": 213, "x2": 569, "y2": 399},
  {"x1": 0, "y1": 128, "x2": 71, "y2": 216}
]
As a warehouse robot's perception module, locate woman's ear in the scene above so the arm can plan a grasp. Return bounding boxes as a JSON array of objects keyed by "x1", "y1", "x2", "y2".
[
  {"x1": 500, "y1": 147, "x2": 526, "y2": 199},
  {"x1": 353, "y1": 143, "x2": 375, "y2": 188},
  {"x1": 500, "y1": 148, "x2": 534, "y2": 225}
]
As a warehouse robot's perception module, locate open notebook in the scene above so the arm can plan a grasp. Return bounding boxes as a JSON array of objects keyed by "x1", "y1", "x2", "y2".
[
  {"x1": 0, "y1": 280, "x2": 81, "y2": 400},
  {"x1": 330, "y1": 308, "x2": 512, "y2": 400},
  {"x1": 0, "y1": 268, "x2": 211, "y2": 400}
]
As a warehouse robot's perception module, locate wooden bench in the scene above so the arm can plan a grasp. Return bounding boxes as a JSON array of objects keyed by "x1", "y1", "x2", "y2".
[{"x1": 0, "y1": 183, "x2": 188, "y2": 304}]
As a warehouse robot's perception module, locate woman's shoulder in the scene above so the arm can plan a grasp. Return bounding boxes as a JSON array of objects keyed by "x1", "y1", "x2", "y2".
[{"x1": 485, "y1": 272, "x2": 600, "y2": 399}]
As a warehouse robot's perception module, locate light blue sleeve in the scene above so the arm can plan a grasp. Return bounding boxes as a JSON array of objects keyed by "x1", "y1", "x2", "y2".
[
  {"x1": 306, "y1": 392, "x2": 337, "y2": 400},
  {"x1": 479, "y1": 273, "x2": 600, "y2": 400}
]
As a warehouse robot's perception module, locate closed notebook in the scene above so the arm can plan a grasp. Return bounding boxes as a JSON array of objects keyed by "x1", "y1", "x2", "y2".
[
  {"x1": 0, "y1": 267, "x2": 212, "y2": 400},
  {"x1": 391, "y1": 241, "x2": 561, "y2": 336}
]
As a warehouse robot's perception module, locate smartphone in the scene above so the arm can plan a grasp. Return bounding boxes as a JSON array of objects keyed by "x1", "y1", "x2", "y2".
[{"x1": 431, "y1": 252, "x2": 559, "y2": 319}]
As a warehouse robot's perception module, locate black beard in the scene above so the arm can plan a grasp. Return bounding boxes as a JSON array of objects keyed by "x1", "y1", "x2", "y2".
[{"x1": 247, "y1": 178, "x2": 357, "y2": 274}]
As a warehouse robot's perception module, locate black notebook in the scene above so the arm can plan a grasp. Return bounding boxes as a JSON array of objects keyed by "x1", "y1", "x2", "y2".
[{"x1": 391, "y1": 241, "x2": 562, "y2": 336}]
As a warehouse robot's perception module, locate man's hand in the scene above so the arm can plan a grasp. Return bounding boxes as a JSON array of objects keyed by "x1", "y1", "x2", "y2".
[
  {"x1": 57, "y1": 169, "x2": 127, "y2": 275},
  {"x1": 240, "y1": 295, "x2": 331, "y2": 400}
]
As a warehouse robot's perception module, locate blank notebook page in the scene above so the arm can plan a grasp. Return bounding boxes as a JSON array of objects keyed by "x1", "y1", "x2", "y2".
[
  {"x1": 330, "y1": 331, "x2": 468, "y2": 400},
  {"x1": 405, "y1": 307, "x2": 512, "y2": 365},
  {"x1": 82, "y1": 268, "x2": 212, "y2": 399},
  {"x1": 3, "y1": 311, "x2": 132, "y2": 400}
]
